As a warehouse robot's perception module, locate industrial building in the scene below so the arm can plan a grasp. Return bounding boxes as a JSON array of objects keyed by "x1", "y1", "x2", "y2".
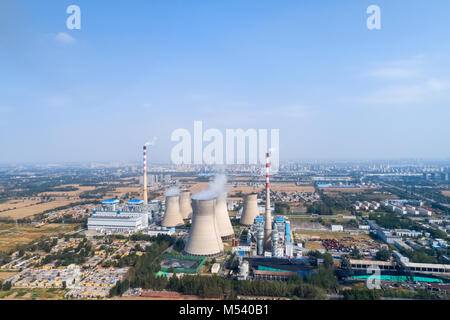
[{"x1": 87, "y1": 199, "x2": 149, "y2": 234}]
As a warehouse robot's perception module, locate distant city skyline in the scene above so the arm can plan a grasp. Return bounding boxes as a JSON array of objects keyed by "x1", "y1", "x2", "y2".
[{"x1": 1, "y1": 0, "x2": 450, "y2": 164}]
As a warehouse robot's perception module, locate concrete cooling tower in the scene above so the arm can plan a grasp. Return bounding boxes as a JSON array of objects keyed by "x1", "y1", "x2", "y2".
[
  {"x1": 240, "y1": 193, "x2": 259, "y2": 226},
  {"x1": 215, "y1": 193, "x2": 234, "y2": 239},
  {"x1": 162, "y1": 195, "x2": 184, "y2": 227},
  {"x1": 184, "y1": 199, "x2": 224, "y2": 257},
  {"x1": 179, "y1": 191, "x2": 193, "y2": 220}
]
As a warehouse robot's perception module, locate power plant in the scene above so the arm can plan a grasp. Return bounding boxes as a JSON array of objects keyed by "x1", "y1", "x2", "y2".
[
  {"x1": 214, "y1": 192, "x2": 234, "y2": 239},
  {"x1": 184, "y1": 198, "x2": 224, "y2": 257},
  {"x1": 179, "y1": 190, "x2": 193, "y2": 220},
  {"x1": 162, "y1": 194, "x2": 184, "y2": 228},
  {"x1": 240, "y1": 193, "x2": 259, "y2": 226}
]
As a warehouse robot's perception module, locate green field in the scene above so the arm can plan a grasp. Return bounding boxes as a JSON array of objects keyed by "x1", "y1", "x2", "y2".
[{"x1": 0, "y1": 288, "x2": 68, "y2": 300}]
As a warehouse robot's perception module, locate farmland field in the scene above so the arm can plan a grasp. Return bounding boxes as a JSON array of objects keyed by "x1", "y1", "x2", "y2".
[
  {"x1": 0, "y1": 271, "x2": 18, "y2": 281},
  {"x1": 0, "y1": 200, "x2": 41, "y2": 212},
  {"x1": 0, "y1": 288, "x2": 68, "y2": 300},
  {"x1": 0, "y1": 223, "x2": 79, "y2": 252},
  {"x1": 0, "y1": 200, "x2": 82, "y2": 219}
]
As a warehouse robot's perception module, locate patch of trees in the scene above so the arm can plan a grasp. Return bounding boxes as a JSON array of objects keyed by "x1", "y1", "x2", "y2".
[
  {"x1": 173, "y1": 239, "x2": 185, "y2": 253},
  {"x1": 50, "y1": 186, "x2": 79, "y2": 192},
  {"x1": 375, "y1": 249, "x2": 391, "y2": 261},
  {"x1": 398, "y1": 247, "x2": 448, "y2": 264},
  {"x1": 307, "y1": 203, "x2": 333, "y2": 215},
  {"x1": 274, "y1": 203, "x2": 291, "y2": 215},
  {"x1": 369, "y1": 212, "x2": 419, "y2": 230},
  {"x1": 342, "y1": 287, "x2": 440, "y2": 300},
  {"x1": 342, "y1": 288, "x2": 381, "y2": 300}
]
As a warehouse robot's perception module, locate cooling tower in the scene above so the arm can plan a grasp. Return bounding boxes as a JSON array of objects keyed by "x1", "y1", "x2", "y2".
[
  {"x1": 179, "y1": 191, "x2": 193, "y2": 220},
  {"x1": 215, "y1": 193, "x2": 234, "y2": 239},
  {"x1": 184, "y1": 199, "x2": 224, "y2": 257},
  {"x1": 162, "y1": 195, "x2": 184, "y2": 227},
  {"x1": 240, "y1": 193, "x2": 259, "y2": 226}
]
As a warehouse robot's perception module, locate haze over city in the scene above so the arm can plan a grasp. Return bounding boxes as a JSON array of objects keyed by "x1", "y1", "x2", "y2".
[{"x1": 1, "y1": 0, "x2": 450, "y2": 164}]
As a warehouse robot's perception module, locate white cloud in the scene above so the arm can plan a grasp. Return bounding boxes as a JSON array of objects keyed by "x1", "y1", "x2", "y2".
[
  {"x1": 366, "y1": 54, "x2": 424, "y2": 79},
  {"x1": 367, "y1": 67, "x2": 418, "y2": 78},
  {"x1": 361, "y1": 79, "x2": 450, "y2": 105},
  {"x1": 55, "y1": 32, "x2": 75, "y2": 44}
]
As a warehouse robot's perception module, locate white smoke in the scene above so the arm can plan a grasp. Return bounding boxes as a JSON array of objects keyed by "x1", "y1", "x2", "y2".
[
  {"x1": 165, "y1": 186, "x2": 180, "y2": 197},
  {"x1": 192, "y1": 174, "x2": 228, "y2": 200},
  {"x1": 145, "y1": 137, "x2": 158, "y2": 147}
]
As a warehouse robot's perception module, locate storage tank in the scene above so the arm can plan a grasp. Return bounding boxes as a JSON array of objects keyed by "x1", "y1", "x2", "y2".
[
  {"x1": 239, "y1": 261, "x2": 249, "y2": 279},
  {"x1": 240, "y1": 193, "x2": 259, "y2": 226},
  {"x1": 179, "y1": 191, "x2": 193, "y2": 220},
  {"x1": 184, "y1": 199, "x2": 224, "y2": 257},
  {"x1": 257, "y1": 229, "x2": 264, "y2": 255},
  {"x1": 161, "y1": 195, "x2": 184, "y2": 227},
  {"x1": 215, "y1": 193, "x2": 234, "y2": 239}
]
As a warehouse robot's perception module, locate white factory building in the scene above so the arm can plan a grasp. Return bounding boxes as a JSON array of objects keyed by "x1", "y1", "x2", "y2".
[{"x1": 87, "y1": 199, "x2": 149, "y2": 234}]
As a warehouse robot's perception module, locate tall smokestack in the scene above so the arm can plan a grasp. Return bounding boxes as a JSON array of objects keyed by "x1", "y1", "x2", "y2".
[
  {"x1": 264, "y1": 152, "x2": 272, "y2": 250},
  {"x1": 143, "y1": 145, "x2": 148, "y2": 206}
]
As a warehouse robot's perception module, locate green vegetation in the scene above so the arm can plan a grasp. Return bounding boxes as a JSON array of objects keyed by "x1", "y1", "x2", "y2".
[
  {"x1": 375, "y1": 249, "x2": 391, "y2": 261},
  {"x1": 349, "y1": 247, "x2": 364, "y2": 260},
  {"x1": 342, "y1": 288, "x2": 381, "y2": 300},
  {"x1": 399, "y1": 247, "x2": 450, "y2": 264},
  {"x1": 274, "y1": 202, "x2": 291, "y2": 215},
  {"x1": 369, "y1": 212, "x2": 420, "y2": 230},
  {"x1": 307, "y1": 203, "x2": 333, "y2": 215},
  {"x1": 342, "y1": 287, "x2": 440, "y2": 300}
]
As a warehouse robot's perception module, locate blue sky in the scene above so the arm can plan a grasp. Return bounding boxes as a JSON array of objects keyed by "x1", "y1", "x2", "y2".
[{"x1": 1, "y1": 0, "x2": 450, "y2": 164}]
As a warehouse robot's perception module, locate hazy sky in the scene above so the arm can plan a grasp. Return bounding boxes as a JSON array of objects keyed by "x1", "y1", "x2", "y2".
[{"x1": 1, "y1": 0, "x2": 450, "y2": 164}]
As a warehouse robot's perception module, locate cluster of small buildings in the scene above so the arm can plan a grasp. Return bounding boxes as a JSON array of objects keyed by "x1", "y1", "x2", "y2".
[
  {"x1": 352, "y1": 200, "x2": 434, "y2": 217},
  {"x1": 65, "y1": 267, "x2": 128, "y2": 299},
  {"x1": 269, "y1": 191, "x2": 319, "y2": 203},
  {"x1": 368, "y1": 220, "x2": 422, "y2": 245},
  {"x1": 11, "y1": 264, "x2": 82, "y2": 289}
]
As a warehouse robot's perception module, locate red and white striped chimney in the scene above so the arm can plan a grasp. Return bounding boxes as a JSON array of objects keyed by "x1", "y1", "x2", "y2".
[
  {"x1": 264, "y1": 152, "x2": 272, "y2": 250},
  {"x1": 143, "y1": 145, "x2": 148, "y2": 206}
]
